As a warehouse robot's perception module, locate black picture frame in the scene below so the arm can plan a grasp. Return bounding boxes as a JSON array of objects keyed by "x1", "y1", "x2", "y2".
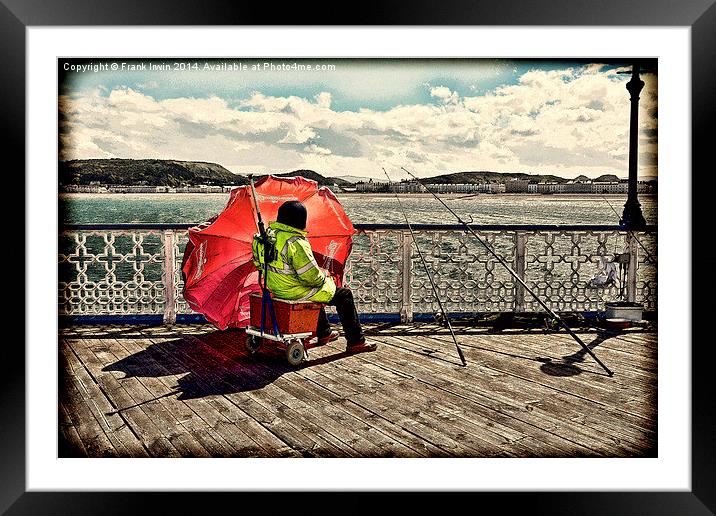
[{"x1": 5, "y1": 0, "x2": 714, "y2": 513}]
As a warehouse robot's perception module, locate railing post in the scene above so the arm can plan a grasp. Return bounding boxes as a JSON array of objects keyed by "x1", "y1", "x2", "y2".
[
  {"x1": 162, "y1": 230, "x2": 177, "y2": 325},
  {"x1": 400, "y1": 230, "x2": 413, "y2": 323},
  {"x1": 514, "y1": 232, "x2": 526, "y2": 312},
  {"x1": 626, "y1": 232, "x2": 639, "y2": 303}
]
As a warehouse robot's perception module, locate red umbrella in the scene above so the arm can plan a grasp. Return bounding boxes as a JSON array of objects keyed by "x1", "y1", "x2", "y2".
[{"x1": 181, "y1": 175, "x2": 356, "y2": 330}]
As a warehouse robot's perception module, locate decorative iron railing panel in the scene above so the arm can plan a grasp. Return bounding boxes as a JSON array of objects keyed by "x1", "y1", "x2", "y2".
[
  {"x1": 59, "y1": 224, "x2": 657, "y2": 322},
  {"x1": 59, "y1": 230, "x2": 167, "y2": 315}
]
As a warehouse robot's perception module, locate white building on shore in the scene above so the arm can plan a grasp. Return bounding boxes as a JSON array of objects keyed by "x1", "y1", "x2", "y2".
[
  {"x1": 591, "y1": 182, "x2": 630, "y2": 194},
  {"x1": 528, "y1": 182, "x2": 566, "y2": 194},
  {"x1": 355, "y1": 180, "x2": 389, "y2": 192},
  {"x1": 63, "y1": 184, "x2": 108, "y2": 193}
]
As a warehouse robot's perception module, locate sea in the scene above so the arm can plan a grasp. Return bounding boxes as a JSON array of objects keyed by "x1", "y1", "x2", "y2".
[{"x1": 60, "y1": 192, "x2": 657, "y2": 226}]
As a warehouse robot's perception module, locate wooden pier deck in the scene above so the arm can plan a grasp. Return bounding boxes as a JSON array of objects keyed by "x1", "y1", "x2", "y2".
[{"x1": 59, "y1": 322, "x2": 657, "y2": 458}]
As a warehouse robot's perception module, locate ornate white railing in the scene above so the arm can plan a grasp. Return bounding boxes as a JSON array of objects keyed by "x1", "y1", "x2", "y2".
[{"x1": 59, "y1": 224, "x2": 657, "y2": 323}]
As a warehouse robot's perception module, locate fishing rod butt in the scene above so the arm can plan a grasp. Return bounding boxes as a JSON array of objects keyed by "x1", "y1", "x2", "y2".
[{"x1": 457, "y1": 347, "x2": 467, "y2": 367}]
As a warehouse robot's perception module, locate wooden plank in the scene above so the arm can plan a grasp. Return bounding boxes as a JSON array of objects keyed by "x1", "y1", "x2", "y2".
[
  {"x1": 395, "y1": 332, "x2": 657, "y2": 446},
  {"x1": 295, "y1": 367, "x2": 447, "y2": 457},
  {"x1": 499, "y1": 332, "x2": 658, "y2": 383},
  {"x1": 200, "y1": 328, "x2": 450, "y2": 457},
  {"x1": 136, "y1": 328, "x2": 300, "y2": 457},
  {"x1": 62, "y1": 342, "x2": 150, "y2": 457},
  {"x1": 352, "y1": 379, "x2": 517, "y2": 456},
  {"x1": 378, "y1": 334, "x2": 654, "y2": 455},
  {"x1": 132, "y1": 330, "x2": 298, "y2": 457},
  {"x1": 395, "y1": 329, "x2": 655, "y2": 411},
  {"x1": 455, "y1": 330, "x2": 658, "y2": 380},
  {"x1": 290, "y1": 352, "x2": 469, "y2": 456},
  {"x1": 59, "y1": 363, "x2": 119, "y2": 457},
  {"x1": 286, "y1": 332, "x2": 588, "y2": 456},
  {"x1": 204, "y1": 397, "x2": 300, "y2": 458},
  {"x1": 167, "y1": 329, "x2": 352, "y2": 457},
  {"x1": 277, "y1": 375, "x2": 418, "y2": 457},
  {"x1": 58, "y1": 401, "x2": 88, "y2": 457},
  {"x1": 351, "y1": 336, "x2": 629, "y2": 456},
  {"x1": 346, "y1": 365, "x2": 510, "y2": 456},
  {"x1": 205, "y1": 330, "x2": 408, "y2": 457},
  {"x1": 64, "y1": 338, "x2": 183, "y2": 458},
  {"x1": 85, "y1": 338, "x2": 213, "y2": 458},
  {"x1": 58, "y1": 324, "x2": 656, "y2": 458},
  {"x1": 466, "y1": 332, "x2": 658, "y2": 424},
  {"x1": 113, "y1": 336, "x2": 241, "y2": 457},
  {"x1": 314, "y1": 341, "x2": 588, "y2": 457},
  {"x1": 426, "y1": 331, "x2": 658, "y2": 433},
  {"x1": 136, "y1": 331, "x2": 305, "y2": 458},
  {"x1": 222, "y1": 331, "x2": 431, "y2": 457},
  {"x1": 395, "y1": 380, "x2": 575, "y2": 457},
  {"x1": 456, "y1": 328, "x2": 658, "y2": 370},
  {"x1": 448, "y1": 330, "x2": 658, "y2": 401},
  {"x1": 170, "y1": 331, "x2": 350, "y2": 457},
  {"x1": 193, "y1": 334, "x2": 358, "y2": 457}
]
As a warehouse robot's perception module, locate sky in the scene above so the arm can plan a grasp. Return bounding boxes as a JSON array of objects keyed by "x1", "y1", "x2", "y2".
[{"x1": 58, "y1": 58, "x2": 658, "y2": 180}]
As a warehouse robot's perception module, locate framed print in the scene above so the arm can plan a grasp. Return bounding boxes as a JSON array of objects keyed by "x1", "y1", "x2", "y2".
[{"x1": 6, "y1": 0, "x2": 715, "y2": 513}]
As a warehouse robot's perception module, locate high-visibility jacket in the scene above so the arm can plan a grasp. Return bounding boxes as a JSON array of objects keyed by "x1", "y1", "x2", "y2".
[{"x1": 252, "y1": 221, "x2": 336, "y2": 303}]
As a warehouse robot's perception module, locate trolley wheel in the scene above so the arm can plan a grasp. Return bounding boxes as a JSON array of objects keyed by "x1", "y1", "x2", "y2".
[
  {"x1": 286, "y1": 340, "x2": 306, "y2": 366},
  {"x1": 245, "y1": 334, "x2": 261, "y2": 354}
]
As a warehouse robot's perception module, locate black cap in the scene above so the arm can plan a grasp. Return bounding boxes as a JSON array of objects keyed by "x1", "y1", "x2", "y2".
[{"x1": 276, "y1": 200, "x2": 307, "y2": 230}]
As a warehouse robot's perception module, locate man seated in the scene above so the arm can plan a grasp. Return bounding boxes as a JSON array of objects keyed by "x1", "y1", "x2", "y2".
[{"x1": 252, "y1": 200, "x2": 376, "y2": 353}]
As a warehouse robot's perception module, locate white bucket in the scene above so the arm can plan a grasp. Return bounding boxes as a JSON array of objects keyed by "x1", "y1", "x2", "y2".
[{"x1": 605, "y1": 301, "x2": 644, "y2": 321}]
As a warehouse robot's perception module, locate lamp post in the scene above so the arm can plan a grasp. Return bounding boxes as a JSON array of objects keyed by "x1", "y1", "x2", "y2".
[{"x1": 619, "y1": 62, "x2": 647, "y2": 229}]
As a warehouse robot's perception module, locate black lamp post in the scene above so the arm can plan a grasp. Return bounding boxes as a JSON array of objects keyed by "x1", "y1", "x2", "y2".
[{"x1": 619, "y1": 62, "x2": 648, "y2": 229}]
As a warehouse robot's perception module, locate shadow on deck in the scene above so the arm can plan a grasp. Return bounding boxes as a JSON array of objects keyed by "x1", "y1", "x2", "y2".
[
  {"x1": 59, "y1": 322, "x2": 657, "y2": 458},
  {"x1": 100, "y1": 330, "x2": 359, "y2": 400}
]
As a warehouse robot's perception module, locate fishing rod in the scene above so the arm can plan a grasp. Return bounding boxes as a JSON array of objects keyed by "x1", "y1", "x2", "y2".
[
  {"x1": 382, "y1": 167, "x2": 467, "y2": 367},
  {"x1": 248, "y1": 175, "x2": 280, "y2": 338},
  {"x1": 401, "y1": 166, "x2": 614, "y2": 377},
  {"x1": 601, "y1": 195, "x2": 656, "y2": 264}
]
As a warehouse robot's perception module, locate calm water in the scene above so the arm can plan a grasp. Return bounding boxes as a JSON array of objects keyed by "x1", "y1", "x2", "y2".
[{"x1": 61, "y1": 192, "x2": 657, "y2": 226}]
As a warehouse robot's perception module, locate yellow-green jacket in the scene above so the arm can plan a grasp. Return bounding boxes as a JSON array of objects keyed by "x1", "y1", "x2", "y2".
[{"x1": 252, "y1": 221, "x2": 336, "y2": 303}]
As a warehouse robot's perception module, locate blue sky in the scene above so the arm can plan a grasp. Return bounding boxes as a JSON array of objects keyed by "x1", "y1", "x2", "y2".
[{"x1": 59, "y1": 58, "x2": 657, "y2": 179}]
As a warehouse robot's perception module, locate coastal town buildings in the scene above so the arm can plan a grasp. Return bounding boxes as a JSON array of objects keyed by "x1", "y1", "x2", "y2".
[{"x1": 62, "y1": 179, "x2": 656, "y2": 195}]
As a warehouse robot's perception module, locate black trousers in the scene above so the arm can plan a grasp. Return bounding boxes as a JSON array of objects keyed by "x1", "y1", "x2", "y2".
[{"x1": 316, "y1": 287, "x2": 364, "y2": 345}]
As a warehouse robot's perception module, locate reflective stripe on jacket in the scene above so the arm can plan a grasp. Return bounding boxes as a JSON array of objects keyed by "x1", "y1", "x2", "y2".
[{"x1": 252, "y1": 221, "x2": 336, "y2": 303}]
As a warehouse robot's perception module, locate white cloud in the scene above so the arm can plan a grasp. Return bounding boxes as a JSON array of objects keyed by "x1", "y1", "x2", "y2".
[
  {"x1": 303, "y1": 144, "x2": 332, "y2": 155},
  {"x1": 314, "y1": 91, "x2": 332, "y2": 109},
  {"x1": 59, "y1": 65, "x2": 658, "y2": 179},
  {"x1": 430, "y1": 86, "x2": 460, "y2": 105}
]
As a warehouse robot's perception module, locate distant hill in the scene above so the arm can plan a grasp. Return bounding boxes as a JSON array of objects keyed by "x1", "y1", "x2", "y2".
[
  {"x1": 332, "y1": 175, "x2": 373, "y2": 184},
  {"x1": 60, "y1": 159, "x2": 639, "y2": 190},
  {"x1": 594, "y1": 174, "x2": 624, "y2": 182},
  {"x1": 267, "y1": 170, "x2": 354, "y2": 188},
  {"x1": 424, "y1": 170, "x2": 570, "y2": 184},
  {"x1": 60, "y1": 159, "x2": 246, "y2": 187},
  {"x1": 59, "y1": 160, "x2": 355, "y2": 189}
]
